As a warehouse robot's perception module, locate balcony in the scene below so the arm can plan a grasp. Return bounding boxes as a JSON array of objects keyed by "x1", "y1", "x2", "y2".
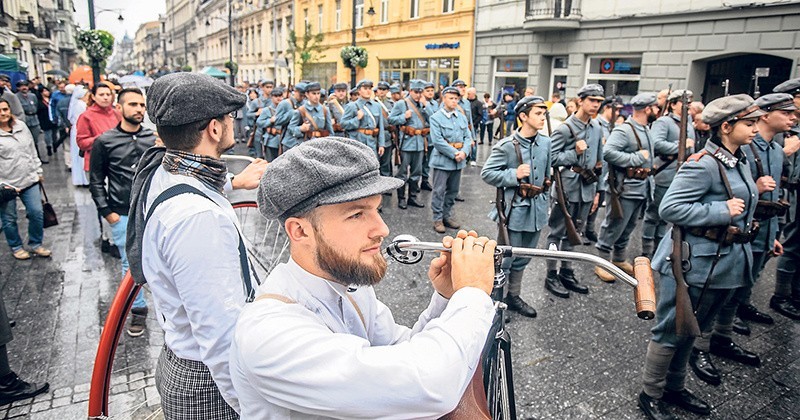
[{"x1": 523, "y1": 0, "x2": 581, "y2": 32}]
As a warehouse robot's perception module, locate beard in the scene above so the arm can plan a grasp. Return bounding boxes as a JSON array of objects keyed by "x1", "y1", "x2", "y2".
[
  {"x1": 216, "y1": 123, "x2": 235, "y2": 154},
  {"x1": 315, "y1": 232, "x2": 387, "y2": 287},
  {"x1": 123, "y1": 114, "x2": 143, "y2": 125},
  {"x1": 647, "y1": 112, "x2": 658, "y2": 124}
]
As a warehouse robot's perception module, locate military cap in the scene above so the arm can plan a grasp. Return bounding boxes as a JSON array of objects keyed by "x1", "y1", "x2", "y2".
[
  {"x1": 451, "y1": 79, "x2": 467, "y2": 87},
  {"x1": 16, "y1": 80, "x2": 29, "y2": 87},
  {"x1": 260, "y1": 79, "x2": 274, "y2": 86},
  {"x1": 356, "y1": 79, "x2": 374, "y2": 89},
  {"x1": 577, "y1": 84, "x2": 605, "y2": 99},
  {"x1": 601, "y1": 96, "x2": 624, "y2": 109},
  {"x1": 257, "y1": 137, "x2": 404, "y2": 222},
  {"x1": 667, "y1": 89, "x2": 693, "y2": 102},
  {"x1": 423, "y1": 81, "x2": 435, "y2": 89},
  {"x1": 304, "y1": 82, "x2": 322, "y2": 92},
  {"x1": 755, "y1": 93, "x2": 797, "y2": 112},
  {"x1": 390, "y1": 84, "x2": 401, "y2": 94},
  {"x1": 293, "y1": 81, "x2": 308, "y2": 94},
  {"x1": 271, "y1": 87, "x2": 285, "y2": 96},
  {"x1": 332, "y1": 82, "x2": 348, "y2": 90},
  {"x1": 774, "y1": 78, "x2": 800, "y2": 95},
  {"x1": 350, "y1": 87, "x2": 358, "y2": 95},
  {"x1": 514, "y1": 95, "x2": 547, "y2": 115},
  {"x1": 0, "y1": 74, "x2": 10, "y2": 82},
  {"x1": 409, "y1": 80, "x2": 425, "y2": 92},
  {"x1": 441, "y1": 86, "x2": 461, "y2": 97},
  {"x1": 147, "y1": 72, "x2": 246, "y2": 126},
  {"x1": 630, "y1": 92, "x2": 658, "y2": 110},
  {"x1": 377, "y1": 81, "x2": 390, "y2": 90},
  {"x1": 702, "y1": 94, "x2": 766, "y2": 127}
]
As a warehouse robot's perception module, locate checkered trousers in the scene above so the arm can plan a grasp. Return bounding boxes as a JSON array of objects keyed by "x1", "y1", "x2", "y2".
[{"x1": 155, "y1": 345, "x2": 239, "y2": 419}]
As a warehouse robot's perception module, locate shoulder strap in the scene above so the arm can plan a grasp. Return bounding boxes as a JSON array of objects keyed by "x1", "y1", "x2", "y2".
[
  {"x1": 298, "y1": 106, "x2": 320, "y2": 131},
  {"x1": 564, "y1": 122, "x2": 578, "y2": 140},
  {"x1": 747, "y1": 143, "x2": 765, "y2": 179},
  {"x1": 404, "y1": 97, "x2": 425, "y2": 123},
  {"x1": 456, "y1": 104, "x2": 467, "y2": 117},
  {"x1": 254, "y1": 293, "x2": 296, "y2": 304},
  {"x1": 345, "y1": 293, "x2": 367, "y2": 330},
  {"x1": 145, "y1": 184, "x2": 258, "y2": 302},
  {"x1": 711, "y1": 157, "x2": 735, "y2": 200},
  {"x1": 512, "y1": 138, "x2": 530, "y2": 185},
  {"x1": 624, "y1": 122, "x2": 644, "y2": 150}
]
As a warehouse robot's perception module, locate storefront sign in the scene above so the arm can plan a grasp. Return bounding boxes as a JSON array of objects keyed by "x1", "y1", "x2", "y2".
[{"x1": 425, "y1": 42, "x2": 460, "y2": 50}]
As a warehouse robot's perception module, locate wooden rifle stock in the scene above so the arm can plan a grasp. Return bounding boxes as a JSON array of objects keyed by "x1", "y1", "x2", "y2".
[
  {"x1": 545, "y1": 111, "x2": 583, "y2": 246},
  {"x1": 495, "y1": 188, "x2": 511, "y2": 246},
  {"x1": 671, "y1": 91, "x2": 700, "y2": 337}
]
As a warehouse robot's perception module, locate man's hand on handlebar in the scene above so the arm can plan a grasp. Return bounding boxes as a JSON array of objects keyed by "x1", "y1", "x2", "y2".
[
  {"x1": 232, "y1": 159, "x2": 268, "y2": 190},
  {"x1": 428, "y1": 230, "x2": 496, "y2": 297}
]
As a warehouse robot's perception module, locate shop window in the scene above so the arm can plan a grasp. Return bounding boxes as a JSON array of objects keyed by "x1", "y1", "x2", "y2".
[
  {"x1": 379, "y1": 57, "x2": 460, "y2": 89},
  {"x1": 493, "y1": 56, "x2": 529, "y2": 100},
  {"x1": 585, "y1": 56, "x2": 642, "y2": 100}
]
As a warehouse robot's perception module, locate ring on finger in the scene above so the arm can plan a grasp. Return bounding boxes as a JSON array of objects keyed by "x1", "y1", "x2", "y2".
[{"x1": 473, "y1": 242, "x2": 486, "y2": 250}]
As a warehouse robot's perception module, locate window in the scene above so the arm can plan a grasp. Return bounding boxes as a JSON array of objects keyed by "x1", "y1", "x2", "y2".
[
  {"x1": 379, "y1": 57, "x2": 460, "y2": 89},
  {"x1": 493, "y1": 57, "x2": 529, "y2": 101},
  {"x1": 335, "y1": 0, "x2": 341, "y2": 30},
  {"x1": 355, "y1": 0, "x2": 364, "y2": 28},
  {"x1": 303, "y1": 8, "x2": 309, "y2": 31},
  {"x1": 550, "y1": 56, "x2": 568, "y2": 100},
  {"x1": 380, "y1": 0, "x2": 389, "y2": 23},
  {"x1": 585, "y1": 56, "x2": 642, "y2": 101},
  {"x1": 410, "y1": 0, "x2": 419, "y2": 19},
  {"x1": 318, "y1": 5, "x2": 323, "y2": 33},
  {"x1": 443, "y1": 0, "x2": 454, "y2": 13}
]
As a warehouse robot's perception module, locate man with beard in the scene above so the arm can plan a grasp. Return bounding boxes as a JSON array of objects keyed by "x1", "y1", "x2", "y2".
[
  {"x1": 125, "y1": 73, "x2": 267, "y2": 418},
  {"x1": 89, "y1": 88, "x2": 157, "y2": 337},
  {"x1": 229, "y1": 137, "x2": 496, "y2": 419},
  {"x1": 327, "y1": 82, "x2": 348, "y2": 137}
]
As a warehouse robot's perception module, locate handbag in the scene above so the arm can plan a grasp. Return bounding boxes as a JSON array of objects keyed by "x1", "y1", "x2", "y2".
[
  {"x1": 40, "y1": 183, "x2": 58, "y2": 228},
  {"x1": 0, "y1": 184, "x2": 18, "y2": 204}
]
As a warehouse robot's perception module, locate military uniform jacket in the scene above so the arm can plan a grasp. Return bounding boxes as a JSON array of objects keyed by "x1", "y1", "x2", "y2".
[
  {"x1": 255, "y1": 103, "x2": 282, "y2": 148},
  {"x1": 388, "y1": 97, "x2": 426, "y2": 152},
  {"x1": 596, "y1": 116, "x2": 612, "y2": 192},
  {"x1": 550, "y1": 114, "x2": 603, "y2": 202},
  {"x1": 651, "y1": 113, "x2": 696, "y2": 188},
  {"x1": 779, "y1": 129, "x2": 800, "y2": 223},
  {"x1": 288, "y1": 102, "x2": 334, "y2": 142},
  {"x1": 604, "y1": 118, "x2": 654, "y2": 201},
  {"x1": 342, "y1": 98, "x2": 386, "y2": 151},
  {"x1": 276, "y1": 97, "x2": 302, "y2": 148},
  {"x1": 377, "y1": 97, "x2": 395, "y2": 147},
  {"x1": 481, "y1": 132, "x2": 552, "y2": 233},
  {"x1": 457, "y1": 98, "x2": 473, "y2": 132},
  {"x1": 327, "y1": 99, "x2": 347, "y2": 133},
  {"x1": 743, "y1": 133, "x2": 784, "y2": 253},
  {"x1": 652, "y1": 141, "x2": 758, "y2": 289},
  {"x1": 429, "y1": 108, "x2": 471, "y2": 171},
  {"x1": 16, "y1": 91, "x2": 39, "y2": 128}
]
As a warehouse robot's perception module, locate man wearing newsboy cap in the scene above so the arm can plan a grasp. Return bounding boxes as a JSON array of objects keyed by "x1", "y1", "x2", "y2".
[
  {"x1": 125, "y1": 73, "x2": 267, "y2": 419},
  {"x1": 229, "y1": 137, "x2": 497, "y2": 418}
]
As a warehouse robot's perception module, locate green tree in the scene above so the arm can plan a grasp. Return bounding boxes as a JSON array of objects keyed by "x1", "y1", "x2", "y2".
[{"x1": 288, "y1": 25, "x2": 325, "y2": 80}]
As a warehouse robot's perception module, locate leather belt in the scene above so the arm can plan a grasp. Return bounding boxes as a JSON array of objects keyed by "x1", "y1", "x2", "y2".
[
  {"x1": 571, "y1": 166, "x2": 600, "y2": 184},
  {"x1": 786, "y1": 181, "x2": 800, "y2": 192},
  {"x1": 686, "y1": 222, "x2": 760, "y2": 246},
  {"x1": 267, "y1": 127, "x2": 282, "y2": 135},
  {"x1": 449, "y1": 142, "x2": 464, "y2": 149},
  {"x1": 400, "y1": 126, "x2": 430, "y2": 136},
  {"x1": 25, "y1": 112, "x2": 37, "y2": 116},
  {"x1": 305, "y1": 129, "x2": 331, "y2": 138},
  {"x1": 517, "y1": 178, "x2": 551, "y2": 199},
  {"x1": 754, "y1": 199, "x2": 790, "y2": 220},
  {"x1": 357, "y1": 128, "x2": 380, "y2": 137},
  {"x1": 625, "y1": 166, "x2": 652, "y2": 180},
  {"x1": 333, "y1": 123, "x2": 343, "y2": 132}
]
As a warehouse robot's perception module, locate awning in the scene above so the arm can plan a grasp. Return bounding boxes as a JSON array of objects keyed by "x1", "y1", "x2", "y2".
[{"x1": 199, "y1": 66, "x2": 228, "y2": 79}]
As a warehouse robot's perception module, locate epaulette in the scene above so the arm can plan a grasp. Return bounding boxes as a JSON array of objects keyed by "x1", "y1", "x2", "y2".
[{"x1": 687, "y1": 150, "x2": 708, "y2": 162}]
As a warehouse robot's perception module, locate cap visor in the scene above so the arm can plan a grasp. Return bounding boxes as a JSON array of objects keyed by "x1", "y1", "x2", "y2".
[
  {"x1": 318, "y1": 175, "x2": 404, "y2": 207},
  {"x1": 742, "y1": 108, "x2": 767, "y2": 119}
]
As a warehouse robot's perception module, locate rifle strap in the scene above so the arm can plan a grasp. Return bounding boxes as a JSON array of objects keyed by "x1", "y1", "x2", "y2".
[
  {"x1": 298, "y1": 106, "x2": 321, "y2": 131},
  {"x1": 512, "y1": 135, "x2": 534, "y2": 185},
  {"x1": 405, "y1": 97, "x2": 426, "y2": 125},
  {"x1": 711, "y1": 154, "x2": 735, "y2": 200},
  {"x1": 747, "y1": 143, "x2": 765, "y2": 179},
  {"x1": 624, "y1": 122, "x2": 645, "y2": 150}
]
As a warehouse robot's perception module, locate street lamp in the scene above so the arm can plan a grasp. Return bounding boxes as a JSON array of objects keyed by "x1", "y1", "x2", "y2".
[
  {"x1": 168, "y1": 32, "x2": 188, "y2": 69},
  {"x1": 86, "y1": 1, "x2": 125, "y2": 86},
  {"x1": 205, "y1": 0, "x2": 235, "y2": 86},
  {"x1": 350, "y1": 1, "x2": 376, "y2": 87}
]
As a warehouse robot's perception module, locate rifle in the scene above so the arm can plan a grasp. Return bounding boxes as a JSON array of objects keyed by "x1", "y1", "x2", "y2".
[
  {"x1": 605, "y1": 89, "x2": 625, "y2": 219},
  {"x1": 660, "y1": 83, "x2": 673, "y2": 117},
  {"x1": 495, "y1": 187, "x2": 511, "y2": 246},
  {"x1": 546, "y1": 111, "x2": 583, "y2": 246},
  {"x1": 670, "y1": 90, "x2": 701, "y2": 337}
]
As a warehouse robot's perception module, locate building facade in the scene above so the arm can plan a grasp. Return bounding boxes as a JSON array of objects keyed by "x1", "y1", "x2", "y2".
[
  {"x1": 474, "y1": 0, "x2": 800, "y2": 102},
  {"x1": 294, "y1": 0, "x2": 476, "y2": 89},
  {"x1": 165, "y1": 0, "x2": 199, "y2": 70},
  {"x1": 134, "y1": 21, "x2": 165, "y2": 73}
]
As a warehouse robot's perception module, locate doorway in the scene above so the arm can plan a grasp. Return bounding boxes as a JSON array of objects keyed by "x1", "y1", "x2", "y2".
[{"x1": 703, "y1": 54, "x2": 792, "y2": 102}]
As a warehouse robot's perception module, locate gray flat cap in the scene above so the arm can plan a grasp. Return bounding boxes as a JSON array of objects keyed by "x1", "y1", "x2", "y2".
[
  {"x1": 668, "y1": 89, "x2": 693, "y2": 102},
  {"x1": 350, "y1": 88, "x2": 358, "y2": 95},
  {"x1": 774, "y1": 78, "x2": 800, "y2": 95},
  {"x1": 147, "y1": 73, "x2": 246, "y2": 126},
  {"x1": 305, "y1": 82, "x2": 321, "y2": 92},
  {"x1": 756, "y1": 93, "x2": 797, "y2": 112},
  {"x1": 451, "y1": 79, "x2": 467, "y2": 87},
  {"x1": 390, "y1": 84, "x2": 402, "y2": 93},
  {"x1": 332, "y1": 82, "x2": 348, "y2": 90},
  {"x1": 514, "y1": 95, "x2": 546, "y2": 115},
  {"x1": 293, "y1": 82, "x2": 308, "y2": 94},
  {"x1": 271, "y1": 87, "x2": 285, "y2": 96},
  {"x1": 357, "y1": 79, "x2": 373, "y2": 89},
  {"x1": 423, "y1": 81, "x2": 435, "y2": 89},
  {"x1": 631, "y1": 92, "x2": 658, "y2": 110},
  {"x1": 257, "y1": 137, "x2": 404, "y2": 221},
  {"x1": 377, "y1": 81, "x2": 390, "y2": 90},
  {"x1": 409, "y1": 80, "x2": 425, "y2": 92},
  {"x1": 577, "y1": 84, "x2": 605, "y2": 99},
  {"x1": 441, "y1": 86, "x2": 461, "y2": 97},
  {"x1": 702, "y1": 94, "x2": 765, "y2": 127}
]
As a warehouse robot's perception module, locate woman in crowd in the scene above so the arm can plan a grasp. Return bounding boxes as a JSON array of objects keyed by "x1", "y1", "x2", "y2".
[{"x1": 67, "y1": 85, "x2": 90, "y2": 186}]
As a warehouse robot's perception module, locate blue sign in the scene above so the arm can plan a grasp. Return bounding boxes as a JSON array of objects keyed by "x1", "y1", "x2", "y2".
[{"x1": 425, "y1": 42, "x2": 460, "y2": 50}]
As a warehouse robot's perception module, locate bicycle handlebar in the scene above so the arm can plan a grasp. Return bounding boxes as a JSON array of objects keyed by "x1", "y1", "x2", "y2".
[{"x1": 384, "y1": 235, "x2": 656, "y2": 320}]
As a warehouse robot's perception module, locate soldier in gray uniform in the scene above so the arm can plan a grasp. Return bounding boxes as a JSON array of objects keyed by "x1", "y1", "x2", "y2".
[
  {"x1": 342, "y1": 80, "x2": 385, "y2": 159},
  {"x1": 771, "y1": 78, "x2": 800, "y2": 320},
  {"x1": 428, "y1": 86, "x2": 471, "y2": 233},
  {"x1": 389, "y1": 79, "x2": 427, "y2": 209},
  {"x1": 255, "y1": 87, "x2": 285, "y2": 161},
  {"x1": 276, "y1": 82, "x2": 306, "y2": 153},
  {"x1": 328, "y1": 82, "x2": 348, "y2": 137},
  {"x1": 638, "y1": 95, "x2": 764, "y2": 420},
  {"x1": 376, "y1": 81, "x2": 396, "y2": 177},
  {"x1": 288, "y1": 82, "x2": 334, "y2": 143},
  {"x1": 544, "y1": 84, "x2": 604, "y2": 298},
  {"x1": 421, "y1": 81, "x2": 438, "y2": 191},
  {"x1": 390, "y1": 84, "x2": 402, "y2": 103},
  {"x1": 642, "y1": 90, "x2": 696, "y2": 259},
  {"x1": 595, "y1": 93, "x2": 658, "y2": 282},
  {"x1": 585, "y1": 96, "x2": 622, "y2": 243},
  {"x1": 15, "y1": 81, "x2": 44, "y2": 163},
  {"x1": 481, "y1": 96, "x2": 551, "y2": 318}
]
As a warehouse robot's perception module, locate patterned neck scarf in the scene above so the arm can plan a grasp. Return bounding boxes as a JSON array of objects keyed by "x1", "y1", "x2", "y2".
[{"x1": 162, "y1": 150, "x2": 228, "y2": 192}]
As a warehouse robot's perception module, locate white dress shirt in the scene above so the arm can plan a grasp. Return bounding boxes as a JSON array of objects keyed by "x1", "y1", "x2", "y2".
[
  {"x1": 142, "y1": 166, "x2": 245, "y2": 413},
  {"x1": 229, "y1": 258, "x2": 495, "y2": 419}
]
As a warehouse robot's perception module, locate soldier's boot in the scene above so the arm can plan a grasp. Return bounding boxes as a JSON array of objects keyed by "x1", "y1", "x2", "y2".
[
  {"x1": 709, "y1": 335, "x2": 760, "y2": 367},
  {"x1": 612, "y1": 248, "x2": 635, "y2": 276},
  {"x1": 433, "y1": 220, "x2": 446, "y2": 234},
  {"x1": 544, "y1": 270, "x2": 570, "y2": 298},
  {"x1": 770, "y1": 295, "x2": 800, "y2": 320},
  {"x1": 397, "y1": 187, "x2": 407, "y2": 209},
  {"x1": 641, "y1": 238, "x2": 655, "y2": 260},
  {"x1": 407, "y1": 196, "x2": 425, "y2": 208},
  {"x1": 640, "y1": 341, "x2": 678, "y2": 420},
  {"x1": 594, "y1": 249, "x2": 617, "y2": 283},
  {"x1": 558, "y1": 268, "x2": 588, "y2": 294},
  {"x1": 737, "y1": 303, "x2": 774, "y2": 325},
  {"x1": 689, "y1": 348, "x2": 721, "y2": 386},
  {"x1": 732, "y1": 316, "x2": 751, "y2": 336},
  {"x1": 505, "y1": 270, "x2": 536, "y2": 318},
  {"x1": 421, "y1": 178, "x2": 433, "y2": 191}
]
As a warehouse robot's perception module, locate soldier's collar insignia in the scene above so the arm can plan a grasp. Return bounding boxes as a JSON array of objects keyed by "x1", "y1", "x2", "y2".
[{"x1": 708, "y1": 144, "x2": 738, "y2": 168}]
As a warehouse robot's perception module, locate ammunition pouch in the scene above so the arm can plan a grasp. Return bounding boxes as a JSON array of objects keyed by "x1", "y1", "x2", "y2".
[
  {"x1": 400, "y1": 126, "x2": 430, "y2": 136},
  {"x1": 754, "y1": 199, "x2": 790, "y2": 220},
  {"x1": 625, "y1": 167, "x2": 652, "y2": 180},
  {"x1": 449, "y1": 142, "x2": 464, "y2": 149},
  {"x1": 786, "y1": 181, "x2": 800, "y2": 192},
  {"x1": 267, "y1": 127, "x2": 282, "y2": 135},
  {"x1": 357, "y1": 128, "x2": 380, "y2": 137},
  {"x1": 571, "y1": 166, "x2": 599, "y2": 185},
  {"x1": 517, "y1": 178, "x2": 551, "y2": 199},
  {"x1": 687, "y1": 221, "x2": 760, "y2": 246},
  {"x1": 333, "y1": 123, "x2": 344, "y2": 132},
  {"x1": 304, "y1": 129, "x2": 331, "y2": 139}
]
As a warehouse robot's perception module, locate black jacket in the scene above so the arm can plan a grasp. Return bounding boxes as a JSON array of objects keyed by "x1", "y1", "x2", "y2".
[{"x1": 90, "y1": 124, "x2": 157, "y2": 217}]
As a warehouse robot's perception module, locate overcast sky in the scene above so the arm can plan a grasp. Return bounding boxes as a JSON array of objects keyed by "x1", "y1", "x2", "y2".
[{"x1": 73, "y1": 0, "x2": 166, "y2": 41}]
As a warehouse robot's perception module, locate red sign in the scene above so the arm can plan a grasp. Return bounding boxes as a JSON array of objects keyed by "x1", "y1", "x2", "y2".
[{"x1": 600, "y1": 59, "x2": 615, "y2": 74}]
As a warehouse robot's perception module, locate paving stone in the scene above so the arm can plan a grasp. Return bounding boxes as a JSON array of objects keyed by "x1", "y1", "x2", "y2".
[{"x1": 29, "y1": 400, "x2": 50, "y2": 413}]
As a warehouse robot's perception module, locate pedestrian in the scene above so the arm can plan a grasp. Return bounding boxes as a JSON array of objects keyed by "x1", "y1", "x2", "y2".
[
  {"x1": 233, "y1": 84, "x2": 247, "y2": 143},
  {"x1": 67, "y1": 85, "x2": 90, "y2": 186},
  {"x1": 544, "y1": 84, "x2": 604, "y2": 298},
  {"x1": 502, "y1": 92, "x2": 517, "y2": 135},
  {"x1": 287, "y1": 82, "x2": 333, "y2": 143},
  {"x1": 125, "y1": 73, "x2": 267, "y2": 418},
  {"x1": 15, "y1": 80, "x2": 45, "y2": 163},
  {"x1": 481, "y1": 96, "x2": 552, "y2": 318},
  {"x1": 0, "y1": 98, "x2": 51, "y2": 260},
  {"x1": 539, "y1": 102, "x2": 567, "y2": 137},
  {"x1": 76, "y1": 83, "x2": 121, "y2": 173},
  {"x1": 36, "y1": 87, "x2": 58, "y2": 161},
  {"x1": 342, "y1": 80, "x2": 385, "y2": 159},
  {"x1": 420, "y1": 80, "x2": 438, "y2": 192},
  {"x1": 481, "y1": 92, "x2": 495, "y2": 145},
  {"x1": 0, "y1": 287, "x2": 49, "y2": 405},
  {"x1": 429, "y1": 86, "x2": 471, "y2": 233},
  {"x1": 595, "y1": 93, "x2": 659, "y2": 282},
  {"x1": 389, "y1": 79, "x2": 427, "y2": 210},
  {"x1": 638, "y1": 94, "x2": 764, "y2": 420},
  {"x1": 641, "y1": 90, "x2": 696, "y2": 259},
  {"x1": 88, "y1": 87, "x2": 157, "y2": 337},
  {"x1": 276, "y1": 82, "x2": 306, "y2": 153},
  {"x1": 0, "y1": 76, "x2": 24, "y2": 121},
  {"x1": 229, "y1": 137, "x2": 496, "y2": 419},
  {"x1": 468, "y1": 87, "x2": 483, "y2": 165}
]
